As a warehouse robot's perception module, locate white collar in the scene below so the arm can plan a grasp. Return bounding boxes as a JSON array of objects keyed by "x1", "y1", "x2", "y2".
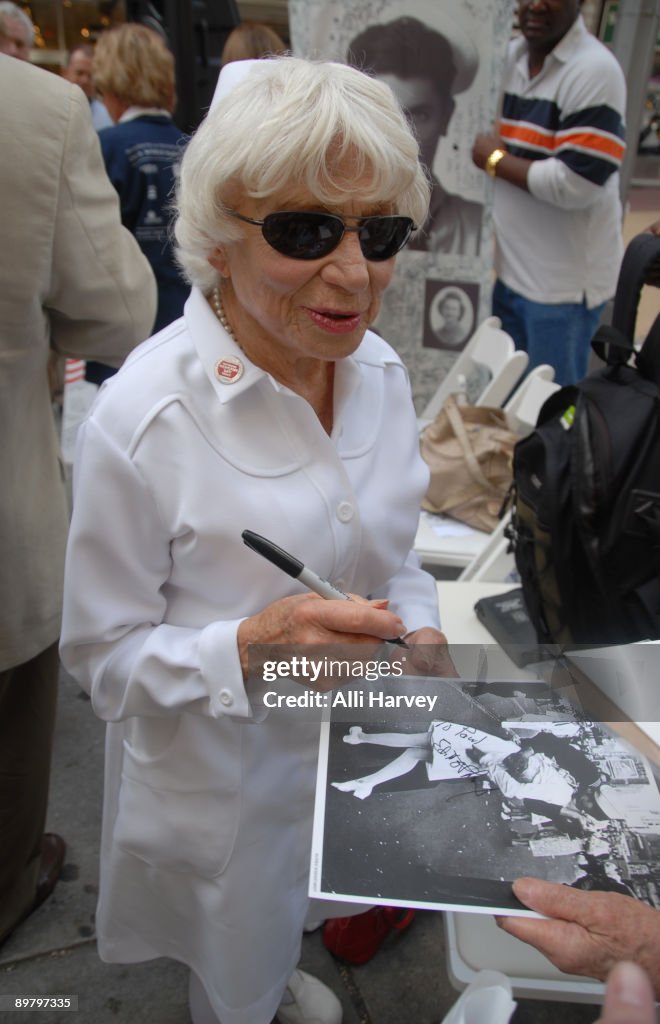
[
  {"x1": 118, "y1": 106, "x2": 172, "y2": 123},
  {"x1": 512, "y1": 13, "x2": 586, "y2": 76}
]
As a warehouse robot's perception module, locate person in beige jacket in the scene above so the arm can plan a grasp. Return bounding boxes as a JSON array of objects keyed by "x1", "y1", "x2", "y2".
[{"x1": 0, "y1": 53, "x2": 156, "y2": 945}]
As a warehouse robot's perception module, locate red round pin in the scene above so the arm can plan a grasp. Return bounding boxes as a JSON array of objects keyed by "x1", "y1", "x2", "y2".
[{"x1": 215, "y1": 356, "x2": 244, "y2": 384}]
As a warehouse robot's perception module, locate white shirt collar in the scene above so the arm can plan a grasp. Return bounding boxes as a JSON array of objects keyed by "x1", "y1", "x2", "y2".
[
  {"x1": 183, "y1": 287, "x2": 387, "y2": 409},
  {"x1": 118, "y1": 106, "x2": 172, "y2": 123},
  {"x1": 513, "y1": 13, "x2": 585, "y2": 77}
]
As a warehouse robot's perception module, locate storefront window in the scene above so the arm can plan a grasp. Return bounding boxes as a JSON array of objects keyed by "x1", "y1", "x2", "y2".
[
  {"x1": 18, "y1": 1, "x2": 125, "y2": 69},
  {"x1": 19, "y1": 0, "x2": 289, "y2": 70}
]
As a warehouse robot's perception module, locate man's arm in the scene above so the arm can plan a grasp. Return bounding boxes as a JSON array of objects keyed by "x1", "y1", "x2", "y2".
[
  {"x1": 472, "y1": 131, "x2": 532, "y2": 192},
  {"x1": 480, "y1": 754, "x2": 561, "y2": 805},
  {"x1": 473, "y1": 49, "x2": 626, "y2": 211},
  {"x1": 497, "y1": 877, "x2": 660, "y2": 997},
  {"x1": 480, "y1": 755, "x2": 533, "y2": 801},
  {"x1": 48, "y1": 85, "x2": 157, "y2": 364}
]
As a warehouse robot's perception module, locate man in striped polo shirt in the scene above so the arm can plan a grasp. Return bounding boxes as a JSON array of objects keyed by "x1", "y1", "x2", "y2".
[{"x1": 472, "y1": 0, "x2": 626, "y2": 385}]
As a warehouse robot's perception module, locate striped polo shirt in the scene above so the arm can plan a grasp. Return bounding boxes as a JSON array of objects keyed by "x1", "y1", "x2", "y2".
[{"x1": 493, "y1": 15, "x2": 627, "y2": 308}]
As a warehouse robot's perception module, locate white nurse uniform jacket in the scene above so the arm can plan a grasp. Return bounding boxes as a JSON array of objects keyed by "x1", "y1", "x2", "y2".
[{"x1": 60, "y1": 287, "x2": 441, "y2": 1024}]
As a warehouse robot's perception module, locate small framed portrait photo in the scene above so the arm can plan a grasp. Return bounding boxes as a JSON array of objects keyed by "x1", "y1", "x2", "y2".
[{"x1": 424, "y1": 281, "x2": 479, "y2": 351}]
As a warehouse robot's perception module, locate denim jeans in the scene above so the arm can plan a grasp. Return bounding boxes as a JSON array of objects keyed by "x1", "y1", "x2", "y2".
[{"x1": 493, "y1": 278, "x2": 605, "y2": 386}]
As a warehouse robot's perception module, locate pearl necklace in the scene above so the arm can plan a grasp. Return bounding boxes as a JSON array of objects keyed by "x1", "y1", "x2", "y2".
[{"x1": 211, "y1": 286, "x2": 239, "y2": 346}]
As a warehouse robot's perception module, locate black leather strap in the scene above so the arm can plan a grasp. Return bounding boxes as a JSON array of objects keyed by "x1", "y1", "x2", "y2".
[{"x1": 591, "y1": 232, "x2": 660, "y2": 365}]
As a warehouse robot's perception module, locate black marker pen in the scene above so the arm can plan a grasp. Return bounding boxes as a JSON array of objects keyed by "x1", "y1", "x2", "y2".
[{"x1": 241, "y1": 530, "x2": 409, "y2": 648}]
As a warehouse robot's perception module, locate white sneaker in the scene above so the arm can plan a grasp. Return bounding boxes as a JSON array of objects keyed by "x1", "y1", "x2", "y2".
[{"x1": 276, "y1": 969, "x2": 342, "y2": 1024}]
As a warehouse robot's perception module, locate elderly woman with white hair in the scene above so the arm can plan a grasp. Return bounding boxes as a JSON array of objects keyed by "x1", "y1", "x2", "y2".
[{"x1": 60, "y1": 56, "x2": 450, "y2": 1024}]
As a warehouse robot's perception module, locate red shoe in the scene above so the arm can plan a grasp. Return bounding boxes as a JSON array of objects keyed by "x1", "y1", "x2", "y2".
[{"x1": 322, "y1": 906, "x2": 416, "y2": 964}]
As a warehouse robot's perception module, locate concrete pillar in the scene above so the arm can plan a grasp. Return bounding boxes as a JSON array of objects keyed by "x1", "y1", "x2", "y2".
[{"x1": 610, "y1": 0, "x2": 660, "y2": 200}]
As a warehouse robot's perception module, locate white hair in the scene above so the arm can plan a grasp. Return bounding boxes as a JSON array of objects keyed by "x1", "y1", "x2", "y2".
[
  {"x1": 0, "y1": 2, "x2": 34, "y2": 45},
  {"x1": 174, "y1": 56, "x2": 431, "y2": 291}
]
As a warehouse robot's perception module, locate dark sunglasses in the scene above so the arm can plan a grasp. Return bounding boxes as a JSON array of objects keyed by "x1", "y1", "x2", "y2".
[{"x1": 224, "y1": 208, "x2": 416, "y2": 261}]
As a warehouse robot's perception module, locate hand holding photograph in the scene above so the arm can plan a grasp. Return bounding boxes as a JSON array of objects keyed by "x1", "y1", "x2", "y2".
[{"x1": 310, "y1": 676, "x2": 660, "y2": 917}]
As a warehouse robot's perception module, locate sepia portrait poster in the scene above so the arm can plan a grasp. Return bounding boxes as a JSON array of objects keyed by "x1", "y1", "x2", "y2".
[{"x1": 289, "y1": 0, "x2": 517, "y2": 412}]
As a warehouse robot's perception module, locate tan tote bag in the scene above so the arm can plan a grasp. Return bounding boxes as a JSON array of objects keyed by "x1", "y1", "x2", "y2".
[{"x1": 420, "y1": 394, "x2": 518, "y2": 533}]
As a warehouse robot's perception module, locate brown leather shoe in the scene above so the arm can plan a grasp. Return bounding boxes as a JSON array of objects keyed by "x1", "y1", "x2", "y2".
[
  {"x1": 0, "y1": 834, "x2": 66, "y2": 946},
  {"x1": 34, "y1": 833, "x2": 66, "y2": 907}
]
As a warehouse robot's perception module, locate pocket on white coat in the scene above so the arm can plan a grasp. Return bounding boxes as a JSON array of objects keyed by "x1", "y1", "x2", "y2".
[{"x1": 114, "y1": 741, "x2": 240, "y2": 878}]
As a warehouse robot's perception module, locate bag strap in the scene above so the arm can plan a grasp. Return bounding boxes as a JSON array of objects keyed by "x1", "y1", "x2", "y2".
[
  {"x1": 444, "y1": 395, "x2": 499, "y2": 493},
  {"x1": 592, "y1": 233, "x2": 660, "y2": 365},
  {"x1": 589, "y1": 323, "x2": 633, "y2": 367},
  {"x1": 635, "y1": 313, "x2": 660, "y2": 388}
]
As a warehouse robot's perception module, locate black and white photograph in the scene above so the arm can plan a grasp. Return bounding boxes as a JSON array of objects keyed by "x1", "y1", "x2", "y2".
[
  {"x1": 310, "y1": 676, "x2": 660, "y2": 916},
  {"x1": 290, "y1": 0, "x2": 498, "y2": 260},
  {"x1": 345, "y1": 13, "x2": 483, "y2": 257},
  {"x1": 424, "y1": 281, "x2": 479, "y2": 351}
]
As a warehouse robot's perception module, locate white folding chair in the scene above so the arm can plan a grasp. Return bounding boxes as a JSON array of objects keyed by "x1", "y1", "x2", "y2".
[
  {"x1": 415, "y1": 366, "x2": 560, "y2": 571},
  {"x1": 502, "y1": 363, "x2": 559, "y2": 434},
  {"x1": 458, "y1": 510, "x2": 514, "y2": 582},
  {"x1": 418, "y1": 316, "x2": 528, "y2": 431}
]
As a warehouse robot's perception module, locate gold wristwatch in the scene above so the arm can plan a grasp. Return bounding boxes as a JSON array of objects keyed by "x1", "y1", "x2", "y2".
[{"x1": 485, "y1": 148, "x2": 506, "y2": 178}]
